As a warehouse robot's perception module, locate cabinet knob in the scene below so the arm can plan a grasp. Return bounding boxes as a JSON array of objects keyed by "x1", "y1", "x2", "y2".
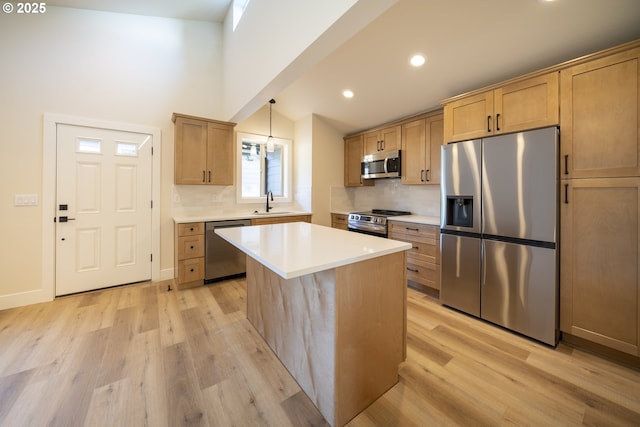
[
  {"x1": 190, "y1": 227, "x2": 194, "y2": 231},
  {"x1": 190, "y1": 268, "x2": 195, "y2": 272},
  {"x1": 190, "y1": 245, "x2": 194, "y2": 249}
]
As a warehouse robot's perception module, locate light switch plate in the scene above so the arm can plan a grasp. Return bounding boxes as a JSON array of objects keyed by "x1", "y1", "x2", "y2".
[{"x1": 15, "y1": 194, "x2": 38, "y2": 206}]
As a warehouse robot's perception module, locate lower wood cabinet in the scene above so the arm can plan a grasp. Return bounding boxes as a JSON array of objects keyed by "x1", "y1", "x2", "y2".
[
  {"x1": 388, "y1": 221, "x2": 440, "y2": 295},
  {"x1": 331, "y1": 213, "x2": 348, "y2": 230},
  {"x1": 175, "y1": 222, "x2": 205, "y2": 289},
  {"x1": 251, "y1": 215, "x2": 311, "y2": 225},
  {"x1": 560, "y1": 177, "x2": 640, "y2": 357}
]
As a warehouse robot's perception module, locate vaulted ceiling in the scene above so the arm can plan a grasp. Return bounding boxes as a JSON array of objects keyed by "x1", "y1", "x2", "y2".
[{"x1": 46, "y1": 0, "x2": 640, "y2": 134}]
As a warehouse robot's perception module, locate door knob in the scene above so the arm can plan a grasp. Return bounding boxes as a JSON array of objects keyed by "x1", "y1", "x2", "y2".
[{"x1": 57, "y1": 216, "x2": 76, "y2": 223}]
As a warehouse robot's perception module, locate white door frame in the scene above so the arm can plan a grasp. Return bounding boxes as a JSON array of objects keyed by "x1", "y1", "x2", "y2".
[{"x1": 42, "y1": 113, "x2": 161, "y2": 300}]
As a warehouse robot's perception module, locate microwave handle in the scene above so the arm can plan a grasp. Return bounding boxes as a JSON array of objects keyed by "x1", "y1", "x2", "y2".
[{"x1": 383, "y1": 157, "x2": 389, "y2": 174}]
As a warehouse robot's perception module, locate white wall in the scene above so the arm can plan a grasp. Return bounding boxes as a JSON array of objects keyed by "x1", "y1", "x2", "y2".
[
  {"x1": 0, "y1": 7, "x2": 223, "y2": 308},
  {"x1": 222, "y1": 0, "x2": 397, "y2": 123},
  {"x1": 310, "y1": 115, "x2": 345, "y2": 226}
]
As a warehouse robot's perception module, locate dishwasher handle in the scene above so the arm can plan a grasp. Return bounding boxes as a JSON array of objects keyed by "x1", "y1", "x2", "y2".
[{"x1": 206, "y1": 219, "x2": 252, "y2": 232}]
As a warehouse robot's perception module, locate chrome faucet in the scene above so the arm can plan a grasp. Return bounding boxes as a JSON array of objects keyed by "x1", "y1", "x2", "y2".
[{"x1": 266, "y1": 191, "x2": 273, "y2": 212}]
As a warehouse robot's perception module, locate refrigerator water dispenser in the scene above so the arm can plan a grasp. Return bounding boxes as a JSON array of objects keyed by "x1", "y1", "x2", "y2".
[{"x1": 446, "y1": 196, "x2": 474, "y2": 228}]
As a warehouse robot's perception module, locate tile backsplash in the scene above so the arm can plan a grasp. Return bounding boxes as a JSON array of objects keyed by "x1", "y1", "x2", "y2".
[{"x1": 331, "y1": 179, "x2": 441, "y2": 217}]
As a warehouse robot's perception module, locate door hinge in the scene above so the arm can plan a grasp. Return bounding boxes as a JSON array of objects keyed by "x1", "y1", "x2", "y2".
[
  {"x1": 151, "y1": 200, "x2": 153, "y2": 209},
  {"x1": 150, "y1": 253, "x2": 153, "y2": 262},
  {"x1": 151, "y1": 147, "x2": 153, "y2": 155}
]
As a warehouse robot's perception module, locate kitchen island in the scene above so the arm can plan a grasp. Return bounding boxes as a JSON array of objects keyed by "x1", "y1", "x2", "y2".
[{"x1": 216, "y1": 222, "x2": 411, "y2": 427}]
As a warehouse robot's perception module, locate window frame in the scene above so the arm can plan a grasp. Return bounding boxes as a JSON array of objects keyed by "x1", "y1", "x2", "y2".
[{"x1": 236, "y1": 132, "x2": 292, "y2": 204}]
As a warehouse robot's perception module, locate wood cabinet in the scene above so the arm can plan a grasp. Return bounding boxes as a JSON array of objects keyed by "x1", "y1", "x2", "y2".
[
  {"x1": 401, "y1": 113, "x2": 444, "y2": 185},
  {"x1": 389, "y1": 221, "x2": 440, "y2": 295},
  {"x1": 175, "y1": 222, "x2": 205, "y2": 289},
  {"x1": 173, "y1": 113, "x2": 236, "y2": 185},
  {"x1": 364, "y1": 125, "x2": 401, "y2": 154},
  {"x1": 560, "y1": 178, "x2": 640, "y2": 356},
  {"x1": 331, "y1": 213, "x2": 348, "y2": 230},
  {"x1": 560, "y1": 47, "x2": 640, "y2": 179},
  {"x1": 443, "y1": 72, "x2": 559, "y2": 143},
  {"x1": 251, "y1": 215, "x2": 311, "y2": 226},
  {"x1": 558, "y1": 43, "x2": 640, "y2": 359},
  {"x1": 344, "y1": 134, "x2": 373, "y2": 187}
]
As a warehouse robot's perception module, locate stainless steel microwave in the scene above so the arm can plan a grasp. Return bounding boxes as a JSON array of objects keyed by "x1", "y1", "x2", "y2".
[{"x1": 361, "y1": 150, "x2": 401, "y2": 179}]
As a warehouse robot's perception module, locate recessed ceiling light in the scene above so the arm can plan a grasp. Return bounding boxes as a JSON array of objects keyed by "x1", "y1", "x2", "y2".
[
  {"x1": 410, "y1": 54, "x2": 426, "y2": 67},
  {"x1": 342, "y1": 89, "x2": 354, "y2": 98}
]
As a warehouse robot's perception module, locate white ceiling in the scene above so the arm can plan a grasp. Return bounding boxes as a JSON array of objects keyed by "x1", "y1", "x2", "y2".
[{"x1": 46, "y1": 0, "x2": 640, "y2": 135}]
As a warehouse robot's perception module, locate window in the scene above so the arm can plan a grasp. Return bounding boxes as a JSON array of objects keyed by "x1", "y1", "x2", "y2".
[
  {"x1": 232, "y1": 0, "x2": 251, "y2": 31},
  {"x1": 237, "y1": 132, "x2": 291, "y2": 203}
]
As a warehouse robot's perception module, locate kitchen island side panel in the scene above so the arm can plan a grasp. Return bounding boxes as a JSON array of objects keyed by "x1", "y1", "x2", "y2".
[
  {"x1": 246, "y1": 256, "x2": 337, "y2": 425},
  {"x1": 246, "y1": 251, "x2": 407, "y2": 427}
]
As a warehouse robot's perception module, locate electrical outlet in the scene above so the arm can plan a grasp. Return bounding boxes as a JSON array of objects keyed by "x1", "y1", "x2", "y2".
[{"x1": 15, "y1": 194, "x2": 38, "y2": 206}]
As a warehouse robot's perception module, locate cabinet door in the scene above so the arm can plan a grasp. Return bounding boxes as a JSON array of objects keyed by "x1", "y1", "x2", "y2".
[
  {"x1": 206, "y1": 122, "x2": 234, "y2": 185},
  {"x1": 380, "y1": 125, "x2": 400, "y2": 152},
  {"x1": 344, "y1": 135, "x2": 372, "y2": 187},
  {"x1": 401, "y1": 118, "x2": 426, "y2": 184},
  {"x1": 560, "y1": 177, "x2": 640, "y2": 355},
  {"x1": 364, "y1": 131, "x2": 381, "y2": 154},
  {"x1": 443, "y1": 91, "x2": 494, "y2": 143},
  {"x1": 560, "y1": 47, "x2": 640, "y2": 178},
  {"x1": 427, "y1": 114, "x2": 444, "y2": 185},
  {"x1": 175, "y1": 117, "x2": 208, "y2": 185},
  {"x1": 494, "y1": 72, "x2": 559, "y2": 135}
]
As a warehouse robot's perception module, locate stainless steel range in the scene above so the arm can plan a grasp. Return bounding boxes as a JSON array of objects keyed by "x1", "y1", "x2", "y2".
[{"x1": 347, "y1": 209, "x2": 411, "y2": 237}]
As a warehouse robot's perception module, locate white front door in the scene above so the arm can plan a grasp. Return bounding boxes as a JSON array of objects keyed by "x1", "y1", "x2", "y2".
[{"x1": 55, "y1": 124, "x2": 153, "y2": 296}]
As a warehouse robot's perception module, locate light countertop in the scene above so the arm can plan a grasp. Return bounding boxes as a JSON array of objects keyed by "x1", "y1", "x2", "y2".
[
  {"x1": 173, "y1": 210, "x2": 312, "y2": 224},
  {"x1": 388, "y1": 215, "x2": 441, "y2": 226},
  {"x1": 216, "y1": 222, "x2": 411, "y2": 279}
]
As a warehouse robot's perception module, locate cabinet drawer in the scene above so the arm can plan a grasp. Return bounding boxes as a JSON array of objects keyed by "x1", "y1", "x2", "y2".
[
  {"x1": 178, "y1": 258, "x2": 204, "y2": 283},
  {"x1": 178, "y1": 222, "x2": 204, "y2": 237},
  {"x1": 406, "y1": 240, "x2": 440, "y2": 264},
  {"x1": 177, "y1": 235, "x2": 204, "y2": 260},
  {"x1": 406, "y1": 259, "x2": 440, "y2": 290},
  {"x1": 389, "y1": 221, "x2": 439, "y2": 240}
]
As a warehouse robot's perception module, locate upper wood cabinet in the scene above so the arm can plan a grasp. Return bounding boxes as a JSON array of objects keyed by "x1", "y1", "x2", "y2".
[
  {"x1": 443, "y1": 72, "x2": 559, "y2": 143},
  {"x1": 173, "y1": 113, "x2": 236, "y2": 185},
  {"x1": 401, "y1": 113, "x2": 444, "y2": 185},
  {"x1": 560, "y1": 47, "x2": 640, "y2": 179},
  {"x1": 344, "y1": 134, "x2": 373, "y2": 187},
  {"x1": 364, "y1": 125, "x2": 401, "y2": 154}
]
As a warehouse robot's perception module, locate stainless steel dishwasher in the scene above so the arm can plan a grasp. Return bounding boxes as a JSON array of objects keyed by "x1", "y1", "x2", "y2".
[{"x1": 205, "y1": 219, "x2": 252, "y2": 282}]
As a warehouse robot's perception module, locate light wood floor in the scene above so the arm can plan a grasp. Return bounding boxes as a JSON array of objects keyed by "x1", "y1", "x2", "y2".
[{"x1": 1, "y1": 279, "x2": 639, "y2": 426}]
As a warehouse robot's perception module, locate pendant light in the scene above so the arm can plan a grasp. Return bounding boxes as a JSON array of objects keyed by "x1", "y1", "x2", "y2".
[{"x1": 266, "y1": 98, "x2": 275, "y2": 153}]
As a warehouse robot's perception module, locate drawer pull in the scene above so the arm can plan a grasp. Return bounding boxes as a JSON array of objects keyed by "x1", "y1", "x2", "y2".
[
  {"x1": 190, "y1": 268, "x2": 195, "y2": 273},
  {"x1": 190, "y1": 245, "x2": 194, "y2": 249},
  {"x1": 406, "y1": 227, "x2": 419, "y2": 232},
  {"x1": 407, "y1": 267, "x2": 419, "y2": 273},
  {"x1": 190, "y1": 227, "x2": 194, "y2": 231}
]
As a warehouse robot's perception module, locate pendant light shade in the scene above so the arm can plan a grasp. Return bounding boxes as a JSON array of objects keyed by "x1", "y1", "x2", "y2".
[{"x1": 266, "y1": 98, "x2": 275, "y2": 153}]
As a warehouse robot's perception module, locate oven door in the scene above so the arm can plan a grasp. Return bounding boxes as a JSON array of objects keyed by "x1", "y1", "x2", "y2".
[{"x1": 348, "y1": 224, "x2": 387, "y2": 238}]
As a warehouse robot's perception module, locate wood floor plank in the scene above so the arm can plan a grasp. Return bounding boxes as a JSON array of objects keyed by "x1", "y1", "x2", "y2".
[{"x1": 0, "y1": 282, "x2": 639, "y2": 426}]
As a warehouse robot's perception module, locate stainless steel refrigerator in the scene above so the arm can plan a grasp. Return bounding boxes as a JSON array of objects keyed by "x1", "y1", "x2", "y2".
[{"x1": 440, "y1": 127, "x2": 559, "y2": 346}]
